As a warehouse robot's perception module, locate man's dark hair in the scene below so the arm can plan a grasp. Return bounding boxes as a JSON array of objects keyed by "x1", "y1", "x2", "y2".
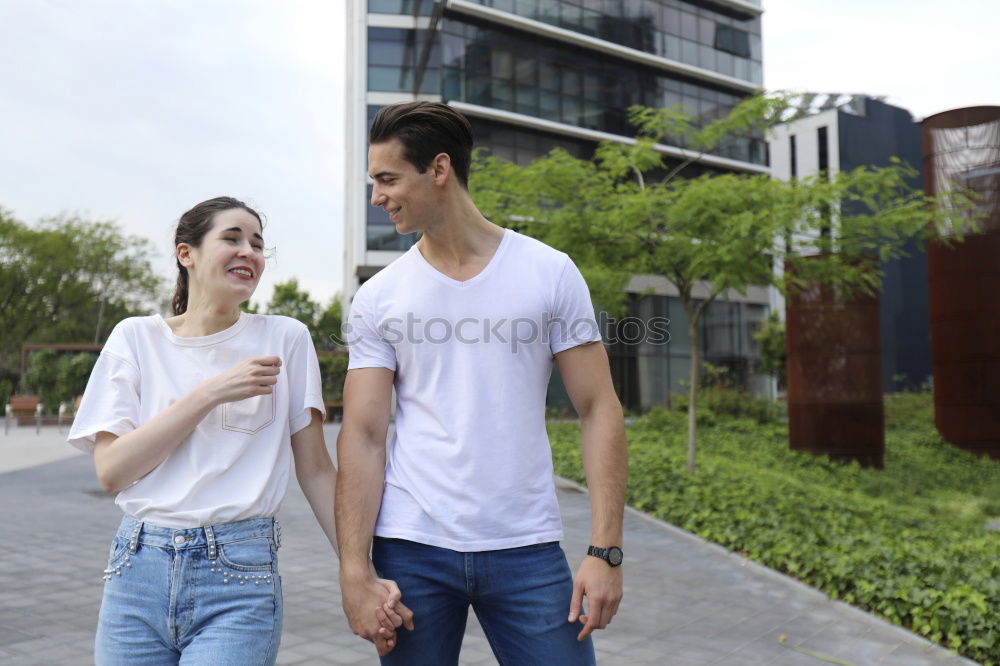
[{"x1": 369, "y1": 102, "x2": 474, "y2": 189}]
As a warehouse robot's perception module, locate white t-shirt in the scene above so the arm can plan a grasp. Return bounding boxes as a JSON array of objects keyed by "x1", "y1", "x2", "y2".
[
  {"x1": 347, "y1": 229, "x2": 602, "y2": 551},
  {"x1": 68, "y1": 313, "x2": 325, "y2": 528}
]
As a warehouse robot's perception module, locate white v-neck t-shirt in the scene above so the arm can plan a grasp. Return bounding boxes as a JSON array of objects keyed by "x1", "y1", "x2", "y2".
[
  {"x1": 346, "y1": 229, "x2": 602, "y2": 551},
  {"x1": 68, "y1": 313, "x2": 325, "y2": 528}
]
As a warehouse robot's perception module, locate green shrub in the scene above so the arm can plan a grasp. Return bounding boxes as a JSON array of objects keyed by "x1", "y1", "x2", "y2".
[
  {"x1": 318, "y1": 354, "x2": 348, "y2": 402},
  {"x1": 549, "y1": 392, "x2": 1000, "y2": 664}
]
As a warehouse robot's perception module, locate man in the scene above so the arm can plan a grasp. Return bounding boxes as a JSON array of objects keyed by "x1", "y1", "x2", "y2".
[{"x1": 336, "y1": 101, "x2": 627, "y2": 664}]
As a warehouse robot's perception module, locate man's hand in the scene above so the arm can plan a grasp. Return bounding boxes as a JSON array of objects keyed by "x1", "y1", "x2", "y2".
[
  {"x1": 341, "y1": 569, "x2": 415, "y2": 655},
  {"x1": 568, "y1": 556, "x2": 623, "y2": 641}
]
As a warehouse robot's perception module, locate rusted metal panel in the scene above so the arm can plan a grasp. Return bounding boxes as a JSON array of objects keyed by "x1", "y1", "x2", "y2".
[
  {"x1": 785, "y1": 262, "x2": 885, "y2": 468},
  {"x1": 923, "y1": 107, "x2": 1000, "y2": 459}
]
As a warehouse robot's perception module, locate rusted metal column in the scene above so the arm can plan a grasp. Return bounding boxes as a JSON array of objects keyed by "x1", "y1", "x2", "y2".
[
  {"x1": 785, "y1": 259, "x2": 885, "y2": 468},
  {"x1": 923, "y1": 106, "x2": 1000, "y2": 459}
]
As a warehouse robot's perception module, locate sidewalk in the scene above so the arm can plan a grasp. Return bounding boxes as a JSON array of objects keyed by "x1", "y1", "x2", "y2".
[{"x1": 0, "y1": 425, "x2": 978, "y2": 665}]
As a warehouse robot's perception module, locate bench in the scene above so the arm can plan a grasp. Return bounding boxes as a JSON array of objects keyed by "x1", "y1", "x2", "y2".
[{"x1": 6, "y1": 395, "x2": 42, "y2": 434}]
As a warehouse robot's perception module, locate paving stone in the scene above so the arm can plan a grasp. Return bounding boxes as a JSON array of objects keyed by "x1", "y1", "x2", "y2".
[{"x1": 0, "y1": 425, "x2": 979, "y2": 665}]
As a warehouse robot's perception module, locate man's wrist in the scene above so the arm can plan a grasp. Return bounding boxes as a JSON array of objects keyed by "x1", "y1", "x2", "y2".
[
  {"x1": 339, "y1": 558, "x2": 375, "y2": 582},
  {"x1": 587, "y1": 544, "x2": 624, "y2": 567}
]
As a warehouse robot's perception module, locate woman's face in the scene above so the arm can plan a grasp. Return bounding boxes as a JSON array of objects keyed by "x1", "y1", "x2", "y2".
[{"x1": 181, "y1": 208, "x2": 265, "y2": 307}]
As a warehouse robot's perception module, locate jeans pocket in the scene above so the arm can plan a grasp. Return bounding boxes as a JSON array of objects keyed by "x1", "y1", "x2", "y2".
[
  {"x1": 102, "y1": 536, "x2": 132, "y2": 581},
  {"x1": 222, "y1": 393, "x2": 275, "y2": 434},
  {"x1": 217, "y1": 537, "x2": 275, "y2": 572}
]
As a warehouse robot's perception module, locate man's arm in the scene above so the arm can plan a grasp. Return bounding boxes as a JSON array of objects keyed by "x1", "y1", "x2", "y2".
[
  {"x1": 554, "y1": 341, "x2": 627, "y2": 641},
  {"x1": 336, "y1": 367, "x2": 414, "y2": 654}
]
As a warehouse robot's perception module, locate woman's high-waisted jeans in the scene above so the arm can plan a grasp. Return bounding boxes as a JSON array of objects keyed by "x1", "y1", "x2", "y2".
[{"x1": 95, "y1": 515, "x2": 283, "y2": 665}]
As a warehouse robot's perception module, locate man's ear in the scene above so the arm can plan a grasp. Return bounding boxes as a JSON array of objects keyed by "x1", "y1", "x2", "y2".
[{"x1": 431, "y1": 152, "x2": 452, "y2": 187}]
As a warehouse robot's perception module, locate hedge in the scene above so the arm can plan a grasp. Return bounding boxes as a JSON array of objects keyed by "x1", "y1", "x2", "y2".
[{"x1": 549, "y1": 392, "x2": 1000, "y2": 664}]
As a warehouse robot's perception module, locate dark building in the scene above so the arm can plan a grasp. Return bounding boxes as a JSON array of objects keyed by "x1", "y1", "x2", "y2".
[{"x1": 769, "y1": 96, "x2": 931, "y2": 392}]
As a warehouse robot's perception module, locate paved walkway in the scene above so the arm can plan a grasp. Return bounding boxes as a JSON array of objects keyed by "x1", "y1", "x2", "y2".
[{"x1": 0, "y1": 425, "x2": 978, "y2": 665}]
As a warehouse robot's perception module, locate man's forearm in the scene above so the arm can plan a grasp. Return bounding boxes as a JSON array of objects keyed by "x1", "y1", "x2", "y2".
[
  {"x1": 580, "y1": 400, "x2": 628, "y2": 545},
  {"x1": 335, "y1": 428, "x2": 388, "y2": 578}
]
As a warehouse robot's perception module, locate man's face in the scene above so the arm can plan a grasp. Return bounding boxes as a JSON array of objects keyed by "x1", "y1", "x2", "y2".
[{"x1": 368, "y1": 138, "x2": 438, "y2": 236}]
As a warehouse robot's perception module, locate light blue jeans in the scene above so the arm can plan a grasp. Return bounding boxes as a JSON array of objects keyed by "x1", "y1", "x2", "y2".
[
  {"x1": 95, "y1": 515, "x2": 283, "y2": 665},
  {"x1": 372, "y1": 538, "x2": 596, "y2": 665}
]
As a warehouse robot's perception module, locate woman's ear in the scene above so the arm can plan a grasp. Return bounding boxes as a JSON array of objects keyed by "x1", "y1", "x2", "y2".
[{"x1": 176, "y1": 243, "x2": 194, "y2": 268}]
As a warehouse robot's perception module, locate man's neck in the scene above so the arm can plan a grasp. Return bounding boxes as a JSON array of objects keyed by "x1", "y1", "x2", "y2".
[{"x1": 417, "y1": 196, "x2": 504, "y2": 269}]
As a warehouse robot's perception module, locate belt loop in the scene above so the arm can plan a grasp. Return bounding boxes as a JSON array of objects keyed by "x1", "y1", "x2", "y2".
[
  {"x1": 205, "y1": 524, "x2": 217, "y2": 561},
  {"x1": 128, "y1": 521, "x2": 142, "y2": 554},
  {"x1": 273, "y1": 519, "x2": 281, "y2": 549}
]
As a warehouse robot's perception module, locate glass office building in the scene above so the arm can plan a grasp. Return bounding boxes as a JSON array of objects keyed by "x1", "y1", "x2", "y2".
[{"x1": 345, "y1": 0, "x2": 773, "y2": 409}]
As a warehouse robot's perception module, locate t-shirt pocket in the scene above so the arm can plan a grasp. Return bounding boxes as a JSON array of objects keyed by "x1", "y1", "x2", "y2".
[{"x1": 222, "y1": 393, "x2": 276, "y2": 434}]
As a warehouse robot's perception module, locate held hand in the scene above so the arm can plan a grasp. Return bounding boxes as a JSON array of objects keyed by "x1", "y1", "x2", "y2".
[
  {"x1": 202, "y1": 356, "x2": 281, "y2": 406},
  {"x1": 568, "y1": 556, "x2": 623, "y2": 641},
  {"x1": 341, "y1": 571, "x2": 414, "y2": 655}
]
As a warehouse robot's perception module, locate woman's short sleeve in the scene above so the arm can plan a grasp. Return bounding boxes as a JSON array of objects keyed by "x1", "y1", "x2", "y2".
[
  {"x1": 287, "y1": 325, "x2": 326, "y2": 436},
  {"x1": 67, "y1": 345, "x2": 141, "y2": 454}
]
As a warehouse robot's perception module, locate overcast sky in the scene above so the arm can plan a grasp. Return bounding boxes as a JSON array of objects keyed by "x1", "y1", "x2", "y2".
[{"x1": 1, "y1": 1, "x2": 997, "y2": 308}]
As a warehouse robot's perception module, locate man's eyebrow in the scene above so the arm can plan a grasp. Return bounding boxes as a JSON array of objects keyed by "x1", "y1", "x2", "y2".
[
  {"x1": 371, "y1": 171, "x2": 398, "y2": 180},
  {"x1": 224, "y1": 226, "x2": 264, "y2": 241}
]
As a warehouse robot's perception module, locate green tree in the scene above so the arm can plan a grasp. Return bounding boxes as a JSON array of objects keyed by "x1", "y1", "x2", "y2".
[
  {"x1": 471, "y1": 93, "x2": 975, "y2": 472},
  {"x1": 0, "y1": 210, "x2": 161, "y2": 383},
  {"x1": 21, "y1": 350, "x2": 98, "y2": 413},
  {"x1": 753, "y1": 311, "x2": 786, "y2": 390},
  {"x1": 265, "y1": 278, "x2": 319, "y2": 327},
  {"x1": 315, "y1": 296, "x2": 344, "y2": 350}
]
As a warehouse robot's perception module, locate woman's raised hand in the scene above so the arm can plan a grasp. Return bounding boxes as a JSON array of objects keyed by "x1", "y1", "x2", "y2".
[{"x1": 203, "y1": 357, "x2": 282, "y2": 405}]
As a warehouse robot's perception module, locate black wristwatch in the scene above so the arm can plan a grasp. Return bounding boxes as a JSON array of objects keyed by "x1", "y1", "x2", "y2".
[{"x1": 587, "y1": 545, "x2": 623, "y2": 567}]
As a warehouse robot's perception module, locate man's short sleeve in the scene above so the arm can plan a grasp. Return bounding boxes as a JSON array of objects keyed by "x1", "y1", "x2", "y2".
[
  {"x1": 287, "y1": 324, "x2": 327, "y2": 435},
  {"x1": 346, "y1": 286, "x2": 397, "y2": 371},
  {"x1": 67, "y1": 324, "x2": 141, "y2": 453},
  {"x1": 549, "y1": 256, "x2": 604, "y2": 355}
]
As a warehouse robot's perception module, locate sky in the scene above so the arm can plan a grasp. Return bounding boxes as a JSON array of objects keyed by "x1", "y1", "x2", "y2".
[{"x1": 1, "y1": 0, "x2": 997, "y2": 308}]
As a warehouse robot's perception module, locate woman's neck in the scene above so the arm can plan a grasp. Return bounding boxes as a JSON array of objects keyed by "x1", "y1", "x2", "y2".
[{"x1": 170, "y1": 295, "x2": 242, "y2": 337}]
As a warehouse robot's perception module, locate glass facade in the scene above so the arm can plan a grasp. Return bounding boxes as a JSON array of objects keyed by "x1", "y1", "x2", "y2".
[
  {"x1": 369, "y1": 23, "x2": 765, "y2": 164},
  {"x1": 369, "y1": 0, "x2": 762, "y2": 84},
  {"x1": 462, "y1": 0, "x2": 762, "y2": 84},
  {"x1": 604, "y1": 294, "x2": 768, "y2": 409}
]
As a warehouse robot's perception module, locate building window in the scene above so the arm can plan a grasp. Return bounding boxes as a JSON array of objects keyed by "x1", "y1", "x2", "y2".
[
  {"x1": 714, "y1": 25, "x2": 751, "y2": 58},
  {"x1": 368, "y1": 0, "x2": 435, "y2": 15},
  {"x1": 817, "y1": 125, "x2": 829, "y2": 175},
  {"x1": 790, "y1": 135, "x2": 797, "y2": 179}
]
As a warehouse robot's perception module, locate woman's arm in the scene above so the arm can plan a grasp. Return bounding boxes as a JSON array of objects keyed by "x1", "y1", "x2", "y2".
[
  {"x1": 291, "y1": 408, "x2": 338, "y2": 553},
  {"x1": 93, "y1": 356, "x2": 282, "y2": 492}
]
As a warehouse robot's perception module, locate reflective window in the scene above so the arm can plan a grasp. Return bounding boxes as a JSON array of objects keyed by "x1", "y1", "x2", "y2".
[
  {"x1": 461, "y1": 0, "x2": 763, "y2": 85},
  {"x1": 368, "y1": 0, "x2": 435, "y2": 15},
  {"x1": 367, "y1": 19, "x2": 766, "y2": 165}
]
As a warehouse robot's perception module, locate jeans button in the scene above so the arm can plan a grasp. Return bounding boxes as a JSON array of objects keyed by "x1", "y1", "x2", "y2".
[{"x1": 174, "y1": 535, "x2": 185, "y2": 545}]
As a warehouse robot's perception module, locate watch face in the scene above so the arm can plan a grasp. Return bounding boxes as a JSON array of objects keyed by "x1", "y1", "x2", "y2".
[{"x1": 608, "y1": 547, "x2": 623, "y2": 566}]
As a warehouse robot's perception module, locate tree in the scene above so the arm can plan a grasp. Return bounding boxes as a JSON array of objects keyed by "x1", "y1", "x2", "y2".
[
  {"x1": 753, "y1": 311, "x2": 786, "y2": 390},
  {"x1": 315, "y1": 296, "x2": 344, "y2": 351},
  {"x1": 0, "y1": 210, "x2": 161, "y2": 384},
  {"x1": 264, "y1": 279, "x2": 345, "y2": 350},
  {"x1": 471, "y1": 93, "x2": 975, "y2": 472},
  {"x1": 265, "y1": 278, "x2": 319, "y2": 326}
]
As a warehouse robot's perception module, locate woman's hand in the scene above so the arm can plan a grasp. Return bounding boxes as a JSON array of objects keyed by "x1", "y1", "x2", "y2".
[{"x1": 202, "y1": 356, "x2": 282, "y2": 406}]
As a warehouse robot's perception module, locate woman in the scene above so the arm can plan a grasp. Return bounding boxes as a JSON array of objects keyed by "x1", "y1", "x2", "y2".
[{"x1": 69, "y1": 197, "x2": 401, "y2": 664}]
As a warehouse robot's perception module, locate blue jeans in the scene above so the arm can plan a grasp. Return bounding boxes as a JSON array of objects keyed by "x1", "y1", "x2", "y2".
[
  {"x1": 372, "y1": 538, "x2": 596, "y2": 665},
  {"x1": 95, "y1": 515, "x2": 283, "y2": 665}
]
